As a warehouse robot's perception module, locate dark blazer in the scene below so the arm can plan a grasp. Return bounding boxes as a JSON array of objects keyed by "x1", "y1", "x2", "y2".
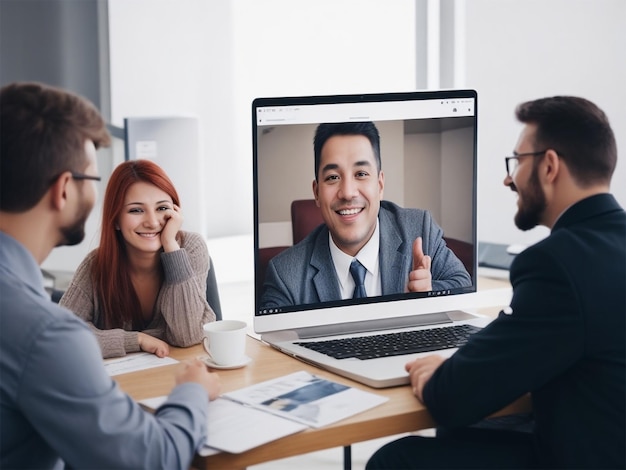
[
  {"x1": 423, "y1": 194, "x2": 626, "y2": 469},
  {"x1": 261, "y1": 200, "x2": 471, "y2": 308}
]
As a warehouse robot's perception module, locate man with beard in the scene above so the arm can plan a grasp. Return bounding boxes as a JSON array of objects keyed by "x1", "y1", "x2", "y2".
[
  {"x1": 367, "y1": 96, "x2": 625, "y2": 469},
  {"x1": 0, "y1": 82, "x2": 221, "y2": 469}
]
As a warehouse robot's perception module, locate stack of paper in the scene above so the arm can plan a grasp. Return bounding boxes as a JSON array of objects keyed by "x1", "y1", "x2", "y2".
[{"x1": 141, "y1": 370, "x2": 388, "y2": 453}]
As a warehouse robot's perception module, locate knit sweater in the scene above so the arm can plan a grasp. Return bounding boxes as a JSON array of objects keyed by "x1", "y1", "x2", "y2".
[{"x1": 60, "y1": 231, "x2": 216, "y2": 358}]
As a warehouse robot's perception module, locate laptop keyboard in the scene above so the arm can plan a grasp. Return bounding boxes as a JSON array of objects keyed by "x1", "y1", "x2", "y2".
[{"x1": 294, "y1": 324, "x2": 482, "y2": 360}]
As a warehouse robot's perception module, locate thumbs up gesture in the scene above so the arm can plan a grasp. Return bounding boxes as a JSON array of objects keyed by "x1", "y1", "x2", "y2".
[{"x1": 407, "y1": 237, "x2": 432, "y2": 292}]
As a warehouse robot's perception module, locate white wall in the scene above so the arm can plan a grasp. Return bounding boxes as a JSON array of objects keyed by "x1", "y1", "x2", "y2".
[
  {"x1": 107, "y1": 0, "x2": 230, "y2": 234},
  {"x1": 44, "y1": 0, "x2": 626, "y2": 276},
  {"x1": 107, "y1": 0, "x2": 417, "y2": 235},
  {"x1": 92, "y1": 0, "x2": 417, "y2": 282},
  {"x1": 459, "y1": 0, "x2": 626, "y2": 247}
]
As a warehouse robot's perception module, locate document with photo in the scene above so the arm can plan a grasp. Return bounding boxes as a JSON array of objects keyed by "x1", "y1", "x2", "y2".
[
  {"x1": 140, "y1": 370, "x2": 387, "y2": 453},
  {"x1": 140, "y1": 395, "x2": 307, "y2": 454},
  {"x1": 224, "y1": 370, "x2": 388, "y2": 428}
]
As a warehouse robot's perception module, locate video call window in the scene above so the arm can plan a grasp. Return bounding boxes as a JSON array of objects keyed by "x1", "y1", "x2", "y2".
[{"x1": 254, "y1": 108, "x2": 476, "y2": 315}]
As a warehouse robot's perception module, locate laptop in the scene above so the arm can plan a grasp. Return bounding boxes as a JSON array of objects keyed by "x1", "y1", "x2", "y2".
[{"x1": 253, "y1": 89, "x2": 494, "y2": 388}]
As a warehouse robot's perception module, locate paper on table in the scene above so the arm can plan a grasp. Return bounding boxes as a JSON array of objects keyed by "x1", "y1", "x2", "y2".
[
  {"x1": 139, "y1": 371, "x2": 387, "y2": 454},
  {"x1": 104, "y1": 352, "x2": 178, "y2": 376},
  {"x1": 204, "y1": 398, "x2": 307, "y2": 453},
  {"x1": 224, "y1": 371, "x2": 389, "y2": 428},
  {"x1": 140, "y1": 395, "x2": 307, "y2": 454}
]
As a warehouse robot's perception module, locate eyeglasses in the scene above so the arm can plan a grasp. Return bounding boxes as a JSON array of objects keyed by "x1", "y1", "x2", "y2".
[
  {"x1": 48, "y1": 171, "x2": 102, "y2": 186},
  {"x1": 504, "y1": 150, "x2": 548, "y2": 177},
  {"x1": 71, "y1": 172, "x2": 101, "y2": 182}
]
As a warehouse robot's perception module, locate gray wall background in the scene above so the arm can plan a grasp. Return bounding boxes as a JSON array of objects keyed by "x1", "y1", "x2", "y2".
[{"x1": 0, "y1": 0, "x2": 108, "y2": 113}]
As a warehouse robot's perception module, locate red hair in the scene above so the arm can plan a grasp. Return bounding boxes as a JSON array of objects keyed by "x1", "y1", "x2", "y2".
[{"x1": 93, "y1": 160, "x2": 181, "y2": 329}]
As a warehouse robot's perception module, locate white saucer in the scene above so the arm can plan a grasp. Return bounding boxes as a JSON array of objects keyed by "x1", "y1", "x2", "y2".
[{"x1": 200, "y1": 355, "x2": 251, "y2": 370}]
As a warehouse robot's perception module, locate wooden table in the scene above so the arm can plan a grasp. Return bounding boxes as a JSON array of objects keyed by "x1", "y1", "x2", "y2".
[{"x1": 116, "y1": 280, "x2": 530, "y2": 470}]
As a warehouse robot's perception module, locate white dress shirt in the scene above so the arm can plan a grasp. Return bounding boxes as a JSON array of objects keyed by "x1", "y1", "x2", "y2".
[{"x1": 329, "y1": 219, "x2": 382, "y2": 299}]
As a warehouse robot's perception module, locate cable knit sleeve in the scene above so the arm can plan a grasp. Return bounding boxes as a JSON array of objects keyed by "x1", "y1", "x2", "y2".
[
  {"x1": 59, "y1": 251, "x2": 140, "y2": 358},
  {"x1": 155, "y1": 231, "x2": 216, "y2": 347}
]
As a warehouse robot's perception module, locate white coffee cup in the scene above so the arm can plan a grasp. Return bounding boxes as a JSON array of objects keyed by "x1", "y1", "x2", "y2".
[{"x1": 202, "y1": 320, "x2": 247, "y2": 366}]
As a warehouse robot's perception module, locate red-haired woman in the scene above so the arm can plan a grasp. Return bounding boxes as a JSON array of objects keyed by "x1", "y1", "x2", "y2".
[{"x1": 60, "y1": 160, "x2": 216, "y2": 358}]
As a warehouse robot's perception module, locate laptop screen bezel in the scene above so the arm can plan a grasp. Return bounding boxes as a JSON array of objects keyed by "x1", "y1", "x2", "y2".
[{"x1": 253, "y1": 89, "x2": 478, "y2": 334}]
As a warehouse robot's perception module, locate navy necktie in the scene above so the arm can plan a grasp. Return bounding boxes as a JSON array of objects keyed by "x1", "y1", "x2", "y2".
[{"x1": 349, "y1": 259, "x2": 367, "y2": 299}]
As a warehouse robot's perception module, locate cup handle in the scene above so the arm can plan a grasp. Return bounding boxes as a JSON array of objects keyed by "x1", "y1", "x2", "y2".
[{"x1": 202, "y1": 337, "x2": 214, "y2": 362}]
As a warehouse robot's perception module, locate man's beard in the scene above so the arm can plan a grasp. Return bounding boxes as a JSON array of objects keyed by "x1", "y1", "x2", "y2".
[
  {"x1": 57, "y1": 211, "x2": 89, "y2": 247},
  {"x1": 513, "y1": 166, "x2": 547, "y2": 231}
]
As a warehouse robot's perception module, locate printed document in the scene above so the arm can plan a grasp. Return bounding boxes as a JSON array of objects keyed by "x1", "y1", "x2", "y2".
[
  {"x1": 104, "y1": 352, "x2": 178, "y2": 376},
  {"x1": 225, "y1": 370, "x2": 388, "y2": 428},
  {"x1": 140, "y1": 370, "x2": 387, "y2": 453}
]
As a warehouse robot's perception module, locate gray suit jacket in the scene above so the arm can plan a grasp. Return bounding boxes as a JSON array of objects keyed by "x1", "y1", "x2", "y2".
[{"x1": 261, "y1": 201, "x2": 471, "y2": 308}]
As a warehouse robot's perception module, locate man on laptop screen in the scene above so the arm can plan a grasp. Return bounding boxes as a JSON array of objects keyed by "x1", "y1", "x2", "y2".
[
  {"x1": 253, "y1": 90, "x2": 486, "y2": 388},
  {"x1": 261, "y1": 121, "x2": 471, "y2": 309}
]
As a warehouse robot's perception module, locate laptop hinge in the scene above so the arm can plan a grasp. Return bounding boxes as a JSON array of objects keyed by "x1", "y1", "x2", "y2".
[{"x1": 292, "y1": 311, "x2": 454, "y2": 340}]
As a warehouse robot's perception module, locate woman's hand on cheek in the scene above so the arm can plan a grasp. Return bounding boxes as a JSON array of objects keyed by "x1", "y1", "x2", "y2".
[{"x1": 161, "y1": 204, "x2": 183, "y2": 252}]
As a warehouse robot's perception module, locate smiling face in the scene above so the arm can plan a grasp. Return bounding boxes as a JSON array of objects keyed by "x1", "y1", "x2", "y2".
[
  {"x1": 117, "y1": 181, "x2": 174, "y2": 255},
  {"x1": 505, "y1": 124, "x2": 547, "y2": 231},
  {"x1": 312, "y1": 134, "x2": 384, "y2": 257}
]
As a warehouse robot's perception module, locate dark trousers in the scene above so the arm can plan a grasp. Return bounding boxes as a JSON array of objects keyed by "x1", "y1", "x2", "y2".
[{"x1": 366, "y1": 427, "x2": 538, "y2": 470}]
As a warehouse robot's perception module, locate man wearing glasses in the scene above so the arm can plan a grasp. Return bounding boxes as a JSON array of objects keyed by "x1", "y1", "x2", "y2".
[
  {"x1": 367, "y1": 96, "x2": 625, "y2": 469},
  {"x1": 0, "y1": 82, "x2": 221, "y2": 469}
]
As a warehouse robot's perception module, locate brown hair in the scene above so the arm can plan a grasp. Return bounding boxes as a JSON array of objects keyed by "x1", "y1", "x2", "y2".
[
  {"x1": 93, "y1": 159, "x2": 181, "y2": 329},
  {"x1": 0, "y1": 82, "x2": 110, "y2": 211},
  {"x1": 515, "y1": 96, "x2": 616, "y2": 187}
]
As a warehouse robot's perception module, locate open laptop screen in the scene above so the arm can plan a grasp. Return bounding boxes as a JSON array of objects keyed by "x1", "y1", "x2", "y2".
[{"x1": 253, "y1": 90, "x2": 477, "y2": 334}]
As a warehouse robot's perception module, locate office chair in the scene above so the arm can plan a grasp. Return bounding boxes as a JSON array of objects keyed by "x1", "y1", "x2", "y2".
[
  {"x1": 257, "y1": 245, "x2": 289, "y2": 300},
  {"x1": 50, "y1": 288, "x2": 65, "y2": 303},
  {"x1": 290, "y1": 199, "x2": 324, "y2": 244},
  {"x1": 255, "y1": 200, "x2": 323, "y2": 297},
  {"x1": 442, "y1": 236, "x2": 473, "y2": 278},
  {"x1": 206, "y1": 257, "x2": 222, "y2": 321}
]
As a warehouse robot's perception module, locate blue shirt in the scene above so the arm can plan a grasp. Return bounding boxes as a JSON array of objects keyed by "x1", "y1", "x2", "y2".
[{"x1": 0, "y1": 231, "x2": 209, "y2": 469}]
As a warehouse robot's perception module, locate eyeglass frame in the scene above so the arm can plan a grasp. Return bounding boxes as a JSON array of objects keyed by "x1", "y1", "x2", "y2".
[
  {"x1": 70, "y1": 172, "x2": 101, "y2": 182},
  {"x1": 504, "y1": 150, "x2": 550, "y2": 177},
  {"x1": 48, "y1": 171, "x2": 102, "y2": 185}
]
